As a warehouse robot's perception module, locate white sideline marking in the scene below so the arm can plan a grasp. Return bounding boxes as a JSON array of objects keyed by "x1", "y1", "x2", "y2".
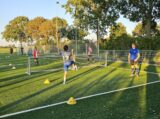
[
  {"x1": 31, "y1": 68, "x2": 63, "y2": 72},
  {"x1": 107, "y1": 66, "x2": 160, "y2": 76},
  {"x1": 107, "y1": 60, "x2": 160, "y2": 66},
  {"x1": 1, "y1": 80, "x2": 160, "y2": 118}
]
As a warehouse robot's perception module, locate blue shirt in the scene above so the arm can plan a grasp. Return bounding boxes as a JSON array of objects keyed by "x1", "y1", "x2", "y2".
[{"x1": 129, "y1": 48, "x2": 139, "y2": 60}]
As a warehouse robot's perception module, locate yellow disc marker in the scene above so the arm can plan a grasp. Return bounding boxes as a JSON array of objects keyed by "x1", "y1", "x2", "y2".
[
  {"x1": 44, "y1": 79, "x2": 50, "y2": 85},
  {"x1": 67, "y1": 97, "x2": 77, "y2": 105}
]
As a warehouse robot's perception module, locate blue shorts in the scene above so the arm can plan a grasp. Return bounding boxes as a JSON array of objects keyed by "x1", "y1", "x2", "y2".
[{"x1": 64, "y1": 61, "x2": 74, "y2": 71}]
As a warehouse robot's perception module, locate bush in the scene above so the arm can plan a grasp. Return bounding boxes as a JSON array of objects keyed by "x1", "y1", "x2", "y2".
[{"x1": 102, "y1": 35, "x2": 160, "y2": 50}]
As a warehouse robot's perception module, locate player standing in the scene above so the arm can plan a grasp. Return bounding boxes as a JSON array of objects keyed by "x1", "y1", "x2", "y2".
[
  {"x1": 87, "y1": 46, "x2": 93, "y2": 61},
  {"x1": 62, "y1": 45, "x2": 77, "y2": 84},
  {"x1": 128, "y1": 43, "x2": 140, "y2": 77},
  {"x1": 33, "y1": 47, "x2": 39, "y2": 65},
  {"x1": 10, "y1": 45, "x2": 13, "y2": 55}
]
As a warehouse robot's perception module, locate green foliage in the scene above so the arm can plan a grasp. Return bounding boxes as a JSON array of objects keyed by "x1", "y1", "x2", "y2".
[
  {"x1": 26, "y1": 17, "x2": 46, "y2": 40},
  {"x1": 109, "y1": 22, "x2": 127, "y2": 39},
  {"x1": 2, "y1": 16, "x2": 29, "y2": 42},
  {"x1": 132, "y1": 23, "x2": 144, "y2": 37},
  {"x1": 64, "y1": 0, "x2": 119, "y2": 36},
  {"x1": 117, "y1": 0, "x2": 160, "y2": 37},
  {"x1": 104, "y1": 35, "x2": 160, "y2": 50},
  {"x1": 133, "y1": 23, "x2": 160, "y2": 37},
  {"x1": 60, "y1": 26, "x2": 87, "y2": 40},
  {"x1": 2, "y1": 16, "x2": 69, "y2": 45}
]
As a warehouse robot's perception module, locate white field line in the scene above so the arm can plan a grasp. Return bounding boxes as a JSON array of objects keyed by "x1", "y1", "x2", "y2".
[
  {"x1": 107, "y1": 60, "x2": 160, "y2": 66},
  {"x1": 1, "y1": 80, "x2": 160, "y2": 118},
  {"x1": 31, "y1": 68, "x2": 63, "y2": 72},
  {"x1": 107, "y1": 66, "x2": 160, "y2": 76}
]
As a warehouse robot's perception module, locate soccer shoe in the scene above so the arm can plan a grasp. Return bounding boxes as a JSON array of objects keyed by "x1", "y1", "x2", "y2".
[
  {"x1": 136, "y1": 74, "x2": 140, "y2": 78},
  {"x1": 75, "y1": 66, "x2": 78, "y2": 71},
  {"x1": 63, "y1": 81, "x2": 66, "y2": 85},
  {"x1": 130, "y1": 74, "x2": 134, "y2": 77}
]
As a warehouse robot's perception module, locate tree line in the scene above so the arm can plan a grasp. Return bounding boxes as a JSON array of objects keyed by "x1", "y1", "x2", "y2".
[
  {"x1": 2, "y1": 0, "x2": 160, "y2": 50},
  {"x1": 65, "y1": 0, "x2": 160, "y2": 50},
  {"x1": 1, "y1": 16, "x2": 86, "y2": 48}
]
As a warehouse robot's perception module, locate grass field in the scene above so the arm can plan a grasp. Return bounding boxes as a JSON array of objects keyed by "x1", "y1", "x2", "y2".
[
  {"x1": 0, "y1": 51, "x2": 160, "y2": 119},
  {"x1": 0, "y1": 47, "x2": 17, "y2": 54}
]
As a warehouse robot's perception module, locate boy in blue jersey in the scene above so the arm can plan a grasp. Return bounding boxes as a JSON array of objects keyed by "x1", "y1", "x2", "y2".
[
  {"x1": 128, "y1": 43, "x2": 140, "y2": 77},
  {"x1": 62, "y1": 45, "x2": 77, "y2": 84}
]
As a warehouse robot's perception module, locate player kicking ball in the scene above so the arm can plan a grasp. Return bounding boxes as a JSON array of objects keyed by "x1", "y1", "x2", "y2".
[
  {"x1": 128, "y1": 43, "x2": 140, "y2": 77},
  {"x1": 62, "y1": 45, "x2": 78, "y2": 84}
]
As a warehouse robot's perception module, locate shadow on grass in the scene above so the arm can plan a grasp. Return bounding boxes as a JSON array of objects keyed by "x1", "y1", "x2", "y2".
[
  {"x1": 145, "y1": 57, "x2": 160, "y2": 119},
  {"x1": 0, "y1": 81, "x2": 63, "y2": 115},
  {"x1": 0, "y1": 67, "x2": 101, "y2": 115},
  {"x1": 0, "y1": 71, "x2": 62, "y2": 93}
]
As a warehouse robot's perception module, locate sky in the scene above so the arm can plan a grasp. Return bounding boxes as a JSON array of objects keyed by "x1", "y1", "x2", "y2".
[{"x1": 0, "y1": 0, "x2": 137, "y2": 46}]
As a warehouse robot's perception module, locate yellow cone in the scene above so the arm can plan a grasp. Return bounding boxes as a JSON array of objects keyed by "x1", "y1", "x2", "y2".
[
  {"x1": 67, "y1": 97, "x2": 77, "y2": 105},
  {"x1": 44, "y1": 79, "x2": 50, "y2": 85}
]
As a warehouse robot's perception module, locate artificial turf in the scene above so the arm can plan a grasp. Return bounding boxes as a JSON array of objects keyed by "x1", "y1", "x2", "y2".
[{"x1": 0, "y1": 52, "x2": 160, "y2": 119}]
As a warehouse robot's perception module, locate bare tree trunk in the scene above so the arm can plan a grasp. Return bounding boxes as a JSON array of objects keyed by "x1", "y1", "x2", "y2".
[{"x1": 145, "y1": 0, "x2": 153, "y2": 38}]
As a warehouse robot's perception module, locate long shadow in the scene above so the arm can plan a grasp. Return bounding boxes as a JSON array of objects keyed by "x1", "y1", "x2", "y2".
[
  {"x1": 0, "y1": 64, "x2": 27, "y2": 73},
  {"x1": 0, "y1": 67, "x2": 101, "y2": 115},
  {"x1": 35, "y1": 67, "x2": 116, "y2": 107},
  {"x1": 0, "y1": 73, "x2": 27, "y2": 83},
  {"x1": 0, "y1": 71, "x2": 62, "y2": 93},
  {"x1": 36, "y1": 62, "x2": 127, "y2": 101},
  {"x1": 0, "y1": 81, "x2": 63, "y2": 115},
  {"x1": 67, "y1": 66, "x2": 102, "y2": 83},
  {"x1": 0, "y1": 74, "x2": 28, "y2": 88},
  {"x1": 41, "y1": 64, "x2": 132, "y2": 106},
  {"x1": 145, "y1": 52, "x2": 160, "y2": 119}
]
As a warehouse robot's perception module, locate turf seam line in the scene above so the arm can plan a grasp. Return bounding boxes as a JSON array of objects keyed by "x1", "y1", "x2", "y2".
[{"x1": 1, "y1": 80, "x2": 160, "y2": 118}]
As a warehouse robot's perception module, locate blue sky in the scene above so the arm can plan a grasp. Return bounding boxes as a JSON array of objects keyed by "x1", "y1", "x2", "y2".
[{"x1": 0, "y1": 0, "x2": 137, "y2": 46}]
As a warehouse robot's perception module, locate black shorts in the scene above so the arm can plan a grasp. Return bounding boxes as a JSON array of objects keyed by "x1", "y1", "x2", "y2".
[{"x1": 130, "y1": 60, "x2": 138, "y2": 65}]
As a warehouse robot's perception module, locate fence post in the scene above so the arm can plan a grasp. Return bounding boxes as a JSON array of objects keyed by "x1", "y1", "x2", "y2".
[
  {"x1": 105, "y1": 50, "x2": 108, "y2": 67},
  {"x1": 27, "y1": 57, "x2": 31, "y2": 75}
]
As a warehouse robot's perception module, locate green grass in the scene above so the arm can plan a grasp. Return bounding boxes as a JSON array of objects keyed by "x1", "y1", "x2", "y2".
[
  {"x1": 0, "y1": 53, "x2": 160, "y2": 119},
  {"x1": 0, "y1": 47, "x2": 16, "y2": 54}
]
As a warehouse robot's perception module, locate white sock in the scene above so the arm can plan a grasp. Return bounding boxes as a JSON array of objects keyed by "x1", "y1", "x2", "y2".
[{"x1": 63, "y1": 78, "x2": 66, "y2": 84}]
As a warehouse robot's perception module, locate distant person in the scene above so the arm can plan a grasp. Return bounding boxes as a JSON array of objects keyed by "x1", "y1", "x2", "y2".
[
  {"x1": 87, "y1": 46, "x2": 93, "y2": 61},
  {"x1": 10, "y1": 46, "x2": 13, "y2": 55},
  {"x1": 20, "y1": 46, "x2": 24, "y2": 55},
  {"x1": 33, "y1": 47, "x2": 39, "y2": 65},
  {"x1": 61, "y1": 45, "x2": 77, "y2": 84},
  {"x1": 128, "y1": 43, "x2": 140, "y2": 77}
]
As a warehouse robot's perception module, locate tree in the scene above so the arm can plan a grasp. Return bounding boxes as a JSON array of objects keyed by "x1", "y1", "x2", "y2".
[
  {"x1": 133, "y1": 22, "x2": 160, "y2": 37},
  {"x1": 60, "y1": 26, "x2": 87, "y2": 40},
  {"x1": 109, "y1": 22, "x2": 127, "y2": 38},
  {"x1": 39, "y1": 20, "x2": 56, "y2": 44},
  {"x1": 38, "y1": 17, "x2": 68, "y2": 44},
  {"x1": 64, "y1": 0, "x2": 119, "y2": 37},
  {"x1": 132, "y1": 22, "x2": 144, "y2": 37},
  {"x1": 52, "y1": 17, "x2": 68, "y2": 29},
  {"x1": 26, "y1": 17, "x2": 46, "y2": 40},
  {"x1": 117, "y1": 0, "x2": 160, "y2": 38},
  {"x1": 2, "y1": 16, "x2": 29, "y2": 42}
]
